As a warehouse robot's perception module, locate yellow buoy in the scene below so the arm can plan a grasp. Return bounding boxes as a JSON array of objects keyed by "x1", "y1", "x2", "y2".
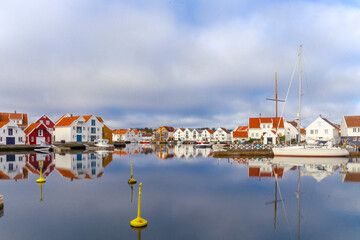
[
  {"x1": 36, "y1": 161, "x2": 46, "y2": 184},
  {"x1": 128, "y1": 162, "x2": 137, "y2": 184},
  {"x1": 130, "y1": 183, "x2": 148, "y2": 228}
]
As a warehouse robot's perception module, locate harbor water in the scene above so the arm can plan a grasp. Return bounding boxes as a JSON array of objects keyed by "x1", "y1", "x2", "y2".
[{"x1": 0, "y1": 144, "x2": 359, "y2": 239}]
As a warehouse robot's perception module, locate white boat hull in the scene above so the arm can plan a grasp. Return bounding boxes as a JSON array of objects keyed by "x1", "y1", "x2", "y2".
[{"x1": 272, "y1": 146, "x2": 349, "y2": 157}]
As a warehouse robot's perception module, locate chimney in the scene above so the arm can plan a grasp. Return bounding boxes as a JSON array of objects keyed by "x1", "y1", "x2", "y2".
[
  {"x1": 70, "y1": 114, "x2": 73, "y2": 118},
  {"x1": 14, "y1": 110, "x2": 16, "y2": 113},
  {"x1": 259, "y1": 113, "x2": 261, "y2": 118}
]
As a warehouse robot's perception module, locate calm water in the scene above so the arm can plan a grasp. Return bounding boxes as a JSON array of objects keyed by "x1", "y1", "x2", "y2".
[{"x1": 0, "y1": 144, "x2": 359, "y2": 240}]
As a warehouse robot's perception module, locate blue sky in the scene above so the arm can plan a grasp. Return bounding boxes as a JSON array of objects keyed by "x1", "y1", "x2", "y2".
[{"x1": 0, "y1": 0, "x2": 359, "y2": 129}]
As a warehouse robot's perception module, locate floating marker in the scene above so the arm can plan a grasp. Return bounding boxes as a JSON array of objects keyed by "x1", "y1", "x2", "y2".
[
  {"x1": 128, "y1": 162, "x2": 137, "y2": 184},
  {"x1": 130, "y1": 183, "x2": 148, "y2": 228},
  {"x1": 36, "y1": 161, "x2": 46, "y2": 184}
]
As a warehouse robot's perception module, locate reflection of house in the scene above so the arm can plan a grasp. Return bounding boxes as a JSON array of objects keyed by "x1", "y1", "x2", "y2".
[
  {"x1": 54, "y1": 152, "x2": 112, "y2": 180},
  {"x1": 24, "y1": 122, "x2": 53, "y2": 145},
  {"x1": 306, "y1": 116, "x2": 340, "y2": 144},
  {"x1": 154, "y1": 126, "x2": 174, "y2": 141},
  {"x1": 26, "y1": 153, "x2": 55, "y2": 178},
  {"x1": 340, "y1": 116, "x2": 360, "y2": 145},
  {"x1": 341, "y1": 158, "x2": 360, "y2": 183},
  {"x1": 0, "y1": 154, "x2": 28, "y2": 180},
  {"x1": 0, "y1": 121, "x2": 26, "y2": 145},
  {"x1": 248, "y1": 159, "x2": 284, "y2": 178},
  {"x1": 0, "y1": 112, "x2": 28, "y2": 130},
  {"x1": 154, "y1": 145, "x2": 174, "y2": 159},
  {"x1": 54, "y1": 114, "x2": 104, "y2": 143}
]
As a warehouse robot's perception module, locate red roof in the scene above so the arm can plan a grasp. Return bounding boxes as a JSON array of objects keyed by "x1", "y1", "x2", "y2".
[
  {"x1": 249, "y1": 117, "x2": 284, "y2": 129},
  {"x1": 206, "y1": 129, "x2": 214, "y2": 134},
  {"x1": 113, "y1": 129, "x2": 128, "y2": 135},
  {"x1": 0, "y1": 112, "x2": 28, "y2": 127},
  {"x1": 233, "y1": 131, "x2": 248, "y2": 138},
  {"x1": 55, "y1": 116, "x2": 80, "y2": 127},
  {"x1": 234, "y1": 126, "x2": 248, "y2": 131},
  {"x1": 344, "y1": 116, "x2": 360, "y2": 127},
  {"x1": 24, "y1": 122, "x2": 41, "y2": 135},
  {"x1": 0, "y1": 121, "x2": 9, "y2": 129}
]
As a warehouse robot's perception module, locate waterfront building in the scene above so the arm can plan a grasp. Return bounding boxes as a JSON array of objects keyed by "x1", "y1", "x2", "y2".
[
  {"x1": 340, "y1": 116, "x2": 360, "y2": 145},
  {"x1": 247, "y1": 116, "x2": 285, "y2": 142},
  {"x1": 305, "y1": 116, "x2": 340, "y2": 145},
  {"x1": 102, "y1": 124, "x2": 113, "y2": 144},
  {"x1": 174, "y1": 128, "x2": 186, "y2": 141},
  {"x1": 154, "y1": 126, "x2": 174, "y2": 141},
  {"x1": 0, "y1": 112, "x2": 28, "y2": 131},
  {"x1": 231, "y1": 126, "x2": 248, "y2": 142},
  {"x1": 54, "y1": 114, "x2": 104, "y2": 143},
  {"x1": 0, "y1": 121, "x2": 26, "y2": 145},
  {"x1": 199, "y1": 129, "x2": 214, "y2": 142},
  {"x1": 141, "y1": 132, "x2": 153, "y2": 142},
  {"x1": 24, "y1": 122, "x2": 53, "y2": 145},
  {"x1": 112, "y1": 129, "x2": 136, "y2": 142},
  {"x1": 214, "y1": 128, "x2": 231, "y2": 142}
]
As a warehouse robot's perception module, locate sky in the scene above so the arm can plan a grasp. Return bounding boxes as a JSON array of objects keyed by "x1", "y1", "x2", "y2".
[{"x1": 0, "y1": 0, "x2": 360, "y2": 129}]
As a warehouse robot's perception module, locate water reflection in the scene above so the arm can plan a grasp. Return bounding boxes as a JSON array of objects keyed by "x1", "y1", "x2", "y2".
[{"x1": 0, "y1": 154, "x2": 27, "y2": 180}]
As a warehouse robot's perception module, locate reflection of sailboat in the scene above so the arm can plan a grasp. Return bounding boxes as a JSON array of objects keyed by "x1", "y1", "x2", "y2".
[{"x1": 272, "y1": 45, "x2": 349, "y2": 157}]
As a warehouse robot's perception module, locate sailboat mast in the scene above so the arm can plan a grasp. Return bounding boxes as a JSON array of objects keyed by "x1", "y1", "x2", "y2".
[{"x1": 298, "y1": 45, "x2": 302, "y2": 143}]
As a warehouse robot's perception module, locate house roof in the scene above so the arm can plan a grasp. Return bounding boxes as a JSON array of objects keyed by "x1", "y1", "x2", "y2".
[
  {"x1": 142, "y1": 133, "x2": 153, "y2": 137},
  {"x1": 113, "y1": 129, "x2": 128, "y2": 135},
  {"x1": 233, "y1": 131, "x2": 248, "y2": 138},
  {"x1": 55, "y1": 116, "x2": 80, "y2": 127},
  {"x1": 287, "y1": 121, "x2": 298, "y2": 128},
  {"x1": 344, "y1": 116, "x2": 360, "y2": 127},
  {"x1": 300, "y1": 128, "x2": 306, "y2": 134},
  {"x1": 219, "y1": 127, "x2": 230, "y2": 134},
  {"x1": 175, "y1": 128, "x2": 186, "y2": 132},
  {"x1": 321, "y1": 116, "x2": 339, "y2": 129},
  {"x1": 163, "y1": 126, "x2": 175, "y2": 132},
  {"x1": 56, "y1": 168, "x2": 79, "y2": 180},
  {"x1": 234, "y1": 126, "x2": 248, "y2": 132},
  {"x1": 0, "y1": 112, "x2": 28, "y2": 127},
  {"x1": 24, "y1": 122, "x2": 41, "y2": 135},
  {"x1": 0, "y1": 121, "x2": 9, "y2": 129},
  {"x1": 205, "y1": 129, "x2": 214, "y2": 134},
  {"x1": 249, "y1": 117, "x2": 284, "y2": 129}
]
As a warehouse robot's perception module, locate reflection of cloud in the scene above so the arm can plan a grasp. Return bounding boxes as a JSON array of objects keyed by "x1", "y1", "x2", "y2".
[{"x1": 1, "y1": 1, "x2": 360, "y2": 128}]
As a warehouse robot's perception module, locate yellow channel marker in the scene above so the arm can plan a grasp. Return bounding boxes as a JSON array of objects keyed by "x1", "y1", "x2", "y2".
[
  {"x1": 128, "y1": 162, "x2": 137, "y2": 184},
  {"x1": 130, "y1": 183, "x2": 148, "y2": 228}
]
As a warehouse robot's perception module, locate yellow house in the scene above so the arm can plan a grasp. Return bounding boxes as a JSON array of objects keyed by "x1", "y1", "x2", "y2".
[
  {"x1": 102, "y1": 124, "x2": 113, "y2": 144},
  {"x1": 154, "y1": 126, "x2": 174, "y2": 141}
]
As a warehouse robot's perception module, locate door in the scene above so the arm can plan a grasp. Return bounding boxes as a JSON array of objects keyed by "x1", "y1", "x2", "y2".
[
  {"x1": 6, "y1": 137, "x2": 15, "y2": 145},
  {"x1": 36, "y1": 137, "x2": 45, "y2": 144},
  {"x1": 77, "y1": 135, "x2": 82, "y2": 142}
]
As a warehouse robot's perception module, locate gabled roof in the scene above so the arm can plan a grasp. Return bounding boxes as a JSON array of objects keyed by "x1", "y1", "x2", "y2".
[
  {"x1": 287, "y1": 121, "x2": 298, "y2": 128},
  {"x1": 321, "y1": 116, "x2": 339, "y2": 129},
  {"x1": 163, "y1": 126, "x2": 174, "y2": 132},
  {"x1": 218, "y1": 127, "x2": 230, "y2": 134},
  {"x1": 344, "y1": 116, "x2": 360, "y2": 127},
  {"x1": 0, "y1": 112, "x2": 28, "y2": 127},
  {"x1": 234, "y1": 126, "x2": 248, "y2": 132},
  {"x1": 233, "y1": 131, "x2": 248, "y2": 138},
  {"x1": 175, "y1": 128, "x2": 186, "y2": 132},
  {"x1": 55, "y1": 116, "x2": 80, "y2": 127},
  {"x1": 249, "y1": 117, "x2": 284, "y2": 129},
  {"x1": 205, "y1": 129, "x2": 214, "y2": 134},
  {"x1": 24, "y1": 122, "x2": 42, "y2": 135},
  {"x1": 113, "y1": 129, "x2": 128, "y2": 135},
  {"x1": 0, "y1": 121, "x2": 9, "y2": 129}
]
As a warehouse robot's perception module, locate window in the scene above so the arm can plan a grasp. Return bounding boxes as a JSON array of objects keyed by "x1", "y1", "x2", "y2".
[
  {"x1": 31, "y1": 137, "x2": 34, "y2": 142},
  {"x1": 73, "y1": 126, "x2": 75, "y2": 130},
  {"x1": 19, "y1": 137, "x2": 22, "y2": 142},
  {"x1": 77, "y1": 154, "x2": 82, "y2": 161},
  {"x1": 325, "y1": 129, "x2": 328, "y2": 134},
  {"x1": 77, "y1": 127, "x2": 82, "y2": 133},
  {"x1": 310, "y1": 130, "x2": 314, "y2": 134},
  {"x1": 46, "y1": 120, "x2": 50, "y2": 125},
  {"x1": 91, "y1": 128, "x2": 96, "y2": 134},
  {"x1": 353, "y1": 128, "x2": 357, "y2": 132},
  {"x1": 38, "y1": 129, "x2": 43, "y2": 136},
  {"x1": 77, "y1": 163, "x2": 82, "y2": 169},
  {"x1": 0, "y1": 137, "x2": 2, "y2": 142},
  {"x1": 40, "y1": 120, "x2": 43, "y2": 123},
  {"x1": 315, "y1": 130, "x2": 319, "y2": 134},
  {"x1": 8, "y1": 129, "x2": 13, "y2": 136},
  {"x1": 91, "y1": 119, "x2": 96, "y2": 126}
]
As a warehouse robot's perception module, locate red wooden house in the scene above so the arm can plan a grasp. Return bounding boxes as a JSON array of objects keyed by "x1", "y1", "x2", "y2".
[
  {"x1": 26, "y1": 153, "x2": 55, "y2": 178},
  {"x1": 24, "y1": 122, "x2": 53, "y2": 145}
]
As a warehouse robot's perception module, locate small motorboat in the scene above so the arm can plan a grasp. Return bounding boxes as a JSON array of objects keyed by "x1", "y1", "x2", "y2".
[
  {"x1": 94, "y1": 139, "x2": 114, "y2": 148},
  {"x1": 194, "y1": 142, "x2": 212, "y2": 148},
  {"x1": 35, "y1": 142, "x2": 53, "y2": 153}
]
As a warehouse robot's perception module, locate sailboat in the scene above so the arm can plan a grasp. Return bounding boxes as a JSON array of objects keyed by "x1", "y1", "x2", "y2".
[{"x1": 272, "y1": 45, "x2": 349, "y2": 157}]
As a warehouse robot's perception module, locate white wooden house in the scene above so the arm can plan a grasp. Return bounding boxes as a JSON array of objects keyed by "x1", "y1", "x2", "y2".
[
  {"x1": 248, "y1": 116, "x2": 285, "y2": 141},
  {"x1": 112, "y1": 129, "x2": 135, "y2": 142},
  {"x1": 54, "y1": 114, "x2": 104, "y2": 143},
  {"x1": 340, "y1": 116, "x2": 360, "y2": 145},
  {"x1": 214, "y1": 128, "x2": 231, "y2": 142},
  {"x1": 305, "y1": 116, "x2": 340, "y2": 144},
  {"x1": 0, "y1": 121, "x2": 26, "y2": 145},
  {"x1": 174, "y1": 128, "x2": 186, "y2": 141},
  {"x1": 199, "y1": 129, "x2": 214, "y2": 142}
]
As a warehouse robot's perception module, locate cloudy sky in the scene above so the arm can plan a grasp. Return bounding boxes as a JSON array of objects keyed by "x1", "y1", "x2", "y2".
[{"x1": 1, "y1": 0, "x2": 359, "y2": 129}]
